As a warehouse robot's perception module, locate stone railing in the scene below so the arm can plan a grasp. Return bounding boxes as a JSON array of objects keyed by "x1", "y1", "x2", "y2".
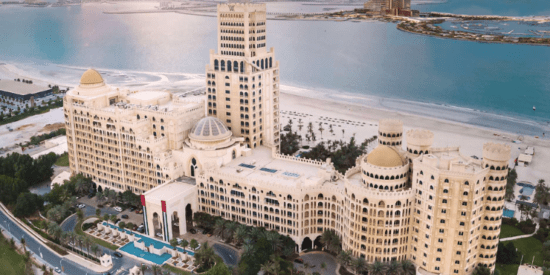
[{"x1": 273, "y1": 153, "x2": 326, "y2": 167}]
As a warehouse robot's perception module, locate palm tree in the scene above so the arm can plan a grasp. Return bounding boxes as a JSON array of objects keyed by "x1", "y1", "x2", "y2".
[
  {"x1": 234, "y1": 224, "x2": 248, "y2": 245},
  {"x1": 180, "y1": 239, "x2": 189, "y2": 251},
  {"x1": 342, "y1": 128, "x2": 345, "y2": 138},
  {"x1": 76, "y1": 235, "x2": 85, "y2": 253},
  {"x1": 76, "y1": 209, "x2": 84, "y2": 224},
  {"x1": 75, "y1": 179, "x2": 89, "y2": 195},
  {"x1": 386, "y1": 260, "x2": 401, "y2": 275},
  {"x1": 47, "y1": 222, "x2": 62, "y2": 241},
  {"x1": 320, "y1": 230, "x2": 334, "y2": 252},
  {"x1": 140, "y1": 264, "x2": 148, "y2": 275},
  {"x1": 242, "y1": 240, "x2": 254, "y2": 258},
  {"x1": 83, "y1": 236, "x2": 92, "y2": 257},
  {"x1": 90, "y1": 244, "x2": 100, "y2": 259},
  {"x1": 400, "y1": 259, "x2": 416, "y2": 275},
  {"x1": 190, "y1": 239, "x2": 199, "y2": 251},
  {"x1": 250, "y1": 226, "x2": 266, "y2": 240},
  {"x1": 261, "y1": 254, "x2": 282, "y2": 275},
  {"x1": 351, "y1": 257, "x2": 366, "y2": 275},
  {"x1": 321, "y1": 262, "x2": 327, "y2": 273},
  {"x1": 96, "y1": 192, "x2": 106, "y2": 204},
  {"x1": 368, "y1": 261, "x2": 387, "y2": 275},
  {"x1": 152, "y1": 265, "x2": 161, "y2": 275},
  {"x1": 266, "y1": 231, "x2": 283, "y2": 254},
  {"x1": 20, "y1": 237, "x2": 26, "y2": 253},
  {"x1": 319, "y1": 123, "x2": 324, "y2": 140},
  {"x1": 169, "y1": 238, "x2": 179, "y2": 250},
  {"x1": 337, "y1": 250, "x2": 352, "y2": 268},
  {"x1": 213, "y1": 219, "x2": 226, "y2": 239},
  {"x1": 194, "y1": 242, "x2": 216, "y2": 270},
  {"x1": 96, "y1": 208, "x2": 101, "y2": 218},
  {"x1": 224, "y1": 221, "x2": 237, "y2": 242}
]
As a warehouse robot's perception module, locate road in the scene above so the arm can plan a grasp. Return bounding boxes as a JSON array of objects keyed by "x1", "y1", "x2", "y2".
[
  {"x1": 60, "y1": 203, "x2": 118, "y2": 232},
  {"x1": 0, "y1": 206, "x2": 144, "y2": 275}
]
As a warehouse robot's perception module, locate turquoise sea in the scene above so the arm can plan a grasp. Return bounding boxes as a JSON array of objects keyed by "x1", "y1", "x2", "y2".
[{"x1": 0, "y1": 1, "x2": 549, "y2": 136}]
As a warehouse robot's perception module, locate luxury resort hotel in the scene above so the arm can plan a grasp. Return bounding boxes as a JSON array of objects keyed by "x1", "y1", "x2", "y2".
[{"x1": 62, "y1": 2, "x2": 511, "y2": 274}]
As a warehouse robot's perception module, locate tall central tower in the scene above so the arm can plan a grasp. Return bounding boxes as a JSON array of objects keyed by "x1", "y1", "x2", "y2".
[{"x1": 205, "y1": 2, "x2": 280, "y2": 152}]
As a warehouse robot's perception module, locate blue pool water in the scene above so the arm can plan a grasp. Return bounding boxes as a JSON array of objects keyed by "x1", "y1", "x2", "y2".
[
  {"x1": 520, "y1": 187, "x2": 535, "y2": 196},
  {"x1": 503, "y1": 209, "x2": 515, "y2": 218},
  {"x1": 102, "y1": 222, "x2": 194, "y2": 265},
  {"x1": 119, "y1": 242, "x2": 173, "y2": 265}
]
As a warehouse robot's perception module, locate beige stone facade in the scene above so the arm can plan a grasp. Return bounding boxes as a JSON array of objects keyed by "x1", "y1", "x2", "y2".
[
  {"x1": 64, "y1": 3, "x2": 510, "y2": 274},
  {"x1": 205, "y1": 2, "x2": 280, "y2": 151}
]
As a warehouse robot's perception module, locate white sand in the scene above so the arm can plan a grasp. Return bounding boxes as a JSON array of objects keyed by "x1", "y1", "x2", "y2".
[{"x1": 280, "y1": 91, "x2": 550, "y2": 186}]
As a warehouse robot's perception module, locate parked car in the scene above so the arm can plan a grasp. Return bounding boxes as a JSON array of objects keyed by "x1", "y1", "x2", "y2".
[
  {"x1": 55, "y1": 267, "x2": 62, "y2": 273},
  {"x1": 77, "y1": 204, "x2": 86, "y2": 209},
  {"x1": 294, "y1": 258, "x2": 304, "y2": 264},
  {"x1": 121, "y1": 214, "x2": 129, "y2": 219},
  {"x1": 129, "y1": 206, "x2": 136, "y2": 211},
  {"x1": 189, "y1": 228, "x2": 197, "y2": 234},
  {"x1": 113, "y1": 206, "x2": 122, "y2": 212},
  {"x1": 113, "y1": 252, "x2": 123, "y2": 258},
  {"x1": 88, "y1": 193, "x2": 95, "y2": 198},
  {"x1": 137, "y1": 227, "x2": 144, "y2": 233},
  {"x1": 156, "y1": 232, "x2": 162, "y2": 238},
  {"x1": 135, "y1": 209, "x2": 143, "y2": 214},
  {"x1": 202, "y1": 229, "x2": 209, "y2": 234},
  {"x1": 115, "y1": 218, "x2": 121, "y2": 224}
]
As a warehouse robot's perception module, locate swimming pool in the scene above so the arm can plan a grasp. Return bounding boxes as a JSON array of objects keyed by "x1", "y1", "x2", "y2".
[
  {"x1": 119, "y1": 242, "x2": 173, "y2": 265},
  {"x1": 503, "y1": 209, "x2": 515, "y2": 218},
  {"x1": 520, "y1": 187, "x2": 535, "y2": 196},
  {"x1": 103, "y1": 222, "x2": 195, "y2": 265}
]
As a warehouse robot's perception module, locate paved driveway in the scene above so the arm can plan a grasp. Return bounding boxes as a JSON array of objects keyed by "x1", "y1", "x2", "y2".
[
  {"x1": 294, "y1": 252, "x2": 338, "y2": 275},
  {"x1": 60, "y1": 203, "x2": 118, "y2": 232},
  {"x1": 213, "y1": 243, "x2": 239, "y2": 266}
]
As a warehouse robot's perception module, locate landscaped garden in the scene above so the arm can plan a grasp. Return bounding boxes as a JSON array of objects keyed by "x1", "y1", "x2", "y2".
[{"x1": 499, "y1": 224, "x2": 525, "y2": 238}]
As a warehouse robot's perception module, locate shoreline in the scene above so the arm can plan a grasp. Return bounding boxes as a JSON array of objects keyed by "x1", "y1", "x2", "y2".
[{"x1": 0, "y1": 61, "x2": 548, "y2": 141}]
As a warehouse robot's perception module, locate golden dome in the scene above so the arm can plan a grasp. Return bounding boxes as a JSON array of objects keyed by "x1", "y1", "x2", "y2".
[
  {"x1": 80, "y1": 69, "x2": 104, "y2": 85},
  {"x1": 366, "y1": 145, "x2": 403, "y2": 167}
]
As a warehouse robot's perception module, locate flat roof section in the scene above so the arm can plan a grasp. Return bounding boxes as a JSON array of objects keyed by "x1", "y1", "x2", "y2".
[
  {"x1": 144, "y1": 177, "x2": 196, "y2": 202},
  {"x1": 0, "y1": 80, "x2": 51, "y2": 95}
]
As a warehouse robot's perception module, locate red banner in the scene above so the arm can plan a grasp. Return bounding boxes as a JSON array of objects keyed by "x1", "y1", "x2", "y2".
[
  {"x1": 161, "y1": 200, "x2": 166, "y2": 213},
  {"x1": 140, "y1": 195, "x2": 146, "y2": 206}
]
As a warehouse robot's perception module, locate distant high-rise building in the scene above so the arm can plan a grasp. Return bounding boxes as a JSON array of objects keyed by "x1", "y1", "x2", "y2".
[{"x1": 205, "y1": 2, "x2": 280, "y2": 151}]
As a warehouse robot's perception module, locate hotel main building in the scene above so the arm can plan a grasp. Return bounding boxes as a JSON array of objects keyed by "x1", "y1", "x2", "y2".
[{"x1": 63, "y1": 3, "x2": 510, "y2": 274}]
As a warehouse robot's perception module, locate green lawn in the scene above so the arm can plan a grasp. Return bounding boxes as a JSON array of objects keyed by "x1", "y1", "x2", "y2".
[
  {"x1": 75, "y1": 218, "x2": 119, "y2": 251},
  {"x1": 499, "y1": 224, "x2": 525, "y2": 239},
  {"x1": 497, "y1": 237, "x2": 543, "y2": 275},
  {"x1": 55, "y1": 153, "x2": 69, "y2": 166},
  {"x1": 0, "y1": 233, "x2": 27, "y2": 275}
]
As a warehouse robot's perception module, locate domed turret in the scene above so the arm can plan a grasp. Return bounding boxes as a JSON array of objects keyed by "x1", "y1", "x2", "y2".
[
  {"x1": 189, "y1": 117, "x2": 232, "y2": 143},
  {"x1": 79, "y1": 69, "x2": 105, "y2": 87},
  {"x1": 366, "y1": 145, "x2": 404, "y2": 168}
]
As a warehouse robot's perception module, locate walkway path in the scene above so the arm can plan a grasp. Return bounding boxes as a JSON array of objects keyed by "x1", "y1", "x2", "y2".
[
  {"x1": 500, "y1": 222, "x2": 540, "y2": 242},
  {"x1": 295, "y1": 251, "x2": 340, "y2": 275}
]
